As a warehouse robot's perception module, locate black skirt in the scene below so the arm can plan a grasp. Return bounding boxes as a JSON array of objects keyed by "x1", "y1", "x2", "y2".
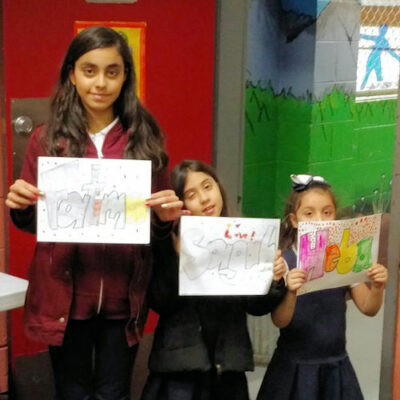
[{"x1": 256, "y1": 350, "x2": 363, "y2": 400}]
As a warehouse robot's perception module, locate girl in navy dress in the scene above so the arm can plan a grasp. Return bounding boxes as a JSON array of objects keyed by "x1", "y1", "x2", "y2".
[
  {"x1": 256, "y1": 174, "x2": 388, "y2": 400},
  {"x1": 141, "y1": 160, "x2": 287, "y2": 400}
]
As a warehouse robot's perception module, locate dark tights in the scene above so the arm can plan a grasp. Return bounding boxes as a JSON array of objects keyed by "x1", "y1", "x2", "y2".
[{"x1": 49, "y1": 318, "x2": 137, "y2": 400}]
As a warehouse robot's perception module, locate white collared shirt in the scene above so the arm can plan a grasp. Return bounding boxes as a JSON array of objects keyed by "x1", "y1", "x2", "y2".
[{"x1": 88, "y1": 117, "x2": 119, "y2": 158}]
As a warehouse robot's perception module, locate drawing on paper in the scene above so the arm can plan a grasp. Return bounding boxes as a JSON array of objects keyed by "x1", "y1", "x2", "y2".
[
  {"x1": 37, "y1": 157, "x2": 151, "y2": 244},
  {"x1": 179, "y1": 216, "x2": 280, "y2": 296},
  {"x1": 297, "y1": 214, "x2": 381, "y2": 294}
]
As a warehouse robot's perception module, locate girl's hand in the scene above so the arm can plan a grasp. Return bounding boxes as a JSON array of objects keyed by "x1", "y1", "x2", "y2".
[
  {"x1": 146, "y1": 190, "x2": 190, "y2": 222},
  {"x1": 367, "y1": 263, "x2": 388, "y2": 289},
  {"x1": 6, "y1": 179, "x2": 41, "y2": 210},
  {"x1": 273, "y1": 250, "x2": 286, "y2": 281},
  {"x1": 286, "y1": 268, "x2": 306, "y2": 293}
]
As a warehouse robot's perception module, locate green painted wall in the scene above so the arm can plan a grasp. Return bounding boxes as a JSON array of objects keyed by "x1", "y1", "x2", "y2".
[
  {"x1": 352, "y1": 99, "x2": 396, "y2": 214},
  {"x1": 242, "y1": 84, "x2": 397, "y2": 218},
  {"x1": 243, "y1": 85, "x2": 279, "y2": 218}
]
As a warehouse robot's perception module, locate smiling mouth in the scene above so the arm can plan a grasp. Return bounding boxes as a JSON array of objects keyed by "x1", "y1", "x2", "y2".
[
  {"x1": 203, "y1": 205, "x2": 215, "y2": 215},
  {"x1": 90, "y1": 93, "x2": 109, "y2": 100}
]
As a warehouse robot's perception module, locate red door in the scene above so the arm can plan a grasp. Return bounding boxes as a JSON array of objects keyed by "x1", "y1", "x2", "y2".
[{"x1": 4, "y1": 0, "x2": 214, "y2": 395}]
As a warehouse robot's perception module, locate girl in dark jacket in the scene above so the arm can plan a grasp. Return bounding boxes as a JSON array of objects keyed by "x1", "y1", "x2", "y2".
[{"x1": 141, "y1": 160, "x2": 287, "y2": 400}]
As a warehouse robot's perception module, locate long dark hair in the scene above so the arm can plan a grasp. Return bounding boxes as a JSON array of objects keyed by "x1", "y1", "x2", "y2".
[
  {"x1": 171, "y1": 160, "x2": 229, "y2": 217},
  {"x1": 46, "y1": 26, "x2": 167, "y2": 172},
  {"x1": 280, "y1": 182, "x2": 337, "y2": 251}
]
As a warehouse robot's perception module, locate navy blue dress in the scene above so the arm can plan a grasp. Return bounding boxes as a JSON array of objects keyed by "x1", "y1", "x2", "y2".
[{"x1": 256, "y1": 248, "x2": 364, "y2": 400}]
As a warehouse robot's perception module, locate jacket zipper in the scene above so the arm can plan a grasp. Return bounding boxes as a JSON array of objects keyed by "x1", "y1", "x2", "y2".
[
  {"x1": 96, "y1": 244, "x2": 105, "y2": 314},
  {"x1": 95, "y1": 144, "x2": 104, "y2": 314},
  {"x1": 133, "y1": 294, "x2": 141, "y2": 337},
  {"x1": 97, "y1": 277, "x2": 104, "y2": 314}
]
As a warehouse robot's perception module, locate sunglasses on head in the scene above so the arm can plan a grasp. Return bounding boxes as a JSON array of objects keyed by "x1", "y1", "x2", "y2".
[{"x1": 290, "y1": 174, "x2": 330, "y2": 192}]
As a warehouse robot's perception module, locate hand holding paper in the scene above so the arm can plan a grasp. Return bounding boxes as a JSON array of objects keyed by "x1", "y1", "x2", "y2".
[
  {"x1": 145, "y1": 189, "x2": 189, "y2": 221},
  {"x1": 367, "y1": 263, "x2": 388, "y2": 289},
  {"x1": 287, "y1": 269, "x2": 306, "y2": 293},
  {"x1": 273, "y1": 250, "x2": 286, "y2": 282},
  {"x1": 6, "y1": 179, "x2": 42, "y2": 210}
]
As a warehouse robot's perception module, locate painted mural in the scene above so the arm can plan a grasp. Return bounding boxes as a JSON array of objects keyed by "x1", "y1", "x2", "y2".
[
  {"x1": 357, "y1": 24, "x2": 400, "y2": 93},
  {"x1": 243, "y1": 0, "x2": 398, "y2": 220}
]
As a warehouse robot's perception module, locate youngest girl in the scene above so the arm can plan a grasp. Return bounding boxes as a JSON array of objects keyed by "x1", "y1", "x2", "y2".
[
  {"x1": 257, "y1": 174, "x2": 387, "y2": 400},
  {"x1": 141, "y1": 160, "x2": 287, "y2": 400}
]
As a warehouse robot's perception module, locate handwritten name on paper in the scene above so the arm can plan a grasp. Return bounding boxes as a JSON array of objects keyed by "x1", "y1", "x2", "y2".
[
  {"x1": 37, "y1": 157, "x2": 151, "y2": 244},
  {"x1": 297, "y1": 214, "x2": 381, "y2": 294},
  {"x1": 179, "y1": 216, "x2": 280, "y2": 296}
]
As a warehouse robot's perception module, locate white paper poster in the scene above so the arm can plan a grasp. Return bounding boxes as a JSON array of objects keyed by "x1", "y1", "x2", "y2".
[
  {"x1": 297, "y1": 214, "x2": 381, "y2": 295},
  {"x1": 37, "y1": 157, "x2": 151, "y2": 244},
  {"x1": 179, "y1": 216, "x2": 280, "y2": 296}
]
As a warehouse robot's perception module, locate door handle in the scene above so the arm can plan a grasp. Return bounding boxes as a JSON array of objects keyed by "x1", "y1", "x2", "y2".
[{"x1": 13, "y1": 115, "x2": 33, "y2": 135}]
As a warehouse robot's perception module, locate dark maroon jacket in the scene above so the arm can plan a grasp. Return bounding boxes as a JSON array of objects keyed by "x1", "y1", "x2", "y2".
[{"x1": 11, "y1": 123, "x2": 171, "y2": 346}]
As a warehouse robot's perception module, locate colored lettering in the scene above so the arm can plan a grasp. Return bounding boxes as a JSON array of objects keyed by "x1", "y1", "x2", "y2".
[
  {"x1": 125, "y1": 195, "x2": 146, "y2": 224},
  {"x1": 336, "y1": 229, "x2": 357, "y2": 274},
  {"x1": 299, "y1": 230, "x2": 329, "y2": 280},
  {"x1": 324, "y1": 244, "x2": 340, "y2": 272},
  {"x1": 353, "y1": 237, "x2": 373, "y2": 272}
]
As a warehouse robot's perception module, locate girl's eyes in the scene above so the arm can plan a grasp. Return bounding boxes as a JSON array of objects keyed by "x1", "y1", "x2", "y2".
[
  {"x1": 82, "y1": 68, "x2": 120, "y2": 78},
  {"x1": 184, "y1": 192, "x2": 196, "y2": 201},
  {"x1": 107, "y1": 69, "x2": 120, "y2": 78},
  {"x1": 83, "y1": 68, "x2": 94, "y2": 76},
  {"x1": 203, "y1": 182, "x2": 213, "y2": 191}
]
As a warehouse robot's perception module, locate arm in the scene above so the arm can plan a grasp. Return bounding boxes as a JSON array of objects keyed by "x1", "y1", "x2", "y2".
[
  {"x1": 10, "y1": 204, "x2": 36, "y2": 234},
  {"x1": 6, "y1": 128, "x2": 45, "y2": 234},
  {"x1": 246, "y1": 279, "x2": 286, "y2": 316},
  {"x1": 246, "y1": 250, "x2": 287, "y2": 315},
  {"x1": 360, "y1": 34, "x2": 378, "y2": 41},
  {"x1": 146, "y1": 167, "x2": 188, "y2": 239},
  {"x1": 350, "y1": 263, "x2": 388, "y2": 316},
  {"x1": 271, "y1": 268, "x2": 306, "y2": 328},
  {"x1": 148, "y1": 233, "x2": 182, "y2": 314},
  {"x1": 387, "y1": 48, "x2": 400, "y2": 62}
]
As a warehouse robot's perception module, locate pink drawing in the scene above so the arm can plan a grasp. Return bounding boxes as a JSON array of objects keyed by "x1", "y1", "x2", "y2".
[{"x1": 299, "y1": 230, "x2": 329, "y2": 281}]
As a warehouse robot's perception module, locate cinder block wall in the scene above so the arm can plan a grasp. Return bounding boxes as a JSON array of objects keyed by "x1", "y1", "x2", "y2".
[{"x1": 243, "y1": 0, "x2": 396, "y2": 219}]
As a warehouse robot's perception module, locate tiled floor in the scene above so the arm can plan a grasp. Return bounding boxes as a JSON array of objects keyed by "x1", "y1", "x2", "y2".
[{"x1": 246, "y1": 301, "x2": 384, "y2": 400}]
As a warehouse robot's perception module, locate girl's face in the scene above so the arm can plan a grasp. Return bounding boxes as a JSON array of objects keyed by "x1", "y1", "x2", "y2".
[
  {"x1": 69, "y1": 46, "x2": 126, "y2": 125},
  {"x1": 183, "y1": 171, "x2": 223, "y2": 217},
  {"x1": 290, "y1": 188, "x2": 336, "y2": 228}
]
